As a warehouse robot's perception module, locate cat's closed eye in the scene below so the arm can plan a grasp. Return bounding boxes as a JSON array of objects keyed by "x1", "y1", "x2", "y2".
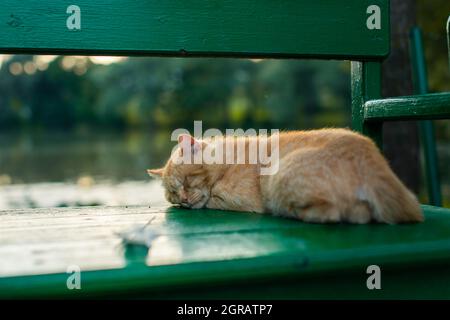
[{"x1": 212, "y1": 195, "x2": 225, "y2": 203}]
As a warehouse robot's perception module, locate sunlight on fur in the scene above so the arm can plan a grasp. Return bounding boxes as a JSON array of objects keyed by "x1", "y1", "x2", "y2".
[{"x1": 148, "y1": 128, "x2": 423, "y2": 224}]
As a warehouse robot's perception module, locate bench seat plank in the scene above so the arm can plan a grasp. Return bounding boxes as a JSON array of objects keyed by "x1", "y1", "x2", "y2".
[{"x1": 1, "y1": 205, "x2": 450, "y2": 299}]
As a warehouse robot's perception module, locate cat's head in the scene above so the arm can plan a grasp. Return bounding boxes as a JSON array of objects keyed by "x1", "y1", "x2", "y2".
[{"x1": 147, "y1": 134, "x2": 212, "y2": 209}]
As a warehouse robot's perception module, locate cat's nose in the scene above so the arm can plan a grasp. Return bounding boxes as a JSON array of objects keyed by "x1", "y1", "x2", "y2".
[
  {"x1": 180, "y1": 191, "x2": 188, "y2": 203},
  {"x1": 180, "y1": 195, "x2": 190, "y2": 208}
]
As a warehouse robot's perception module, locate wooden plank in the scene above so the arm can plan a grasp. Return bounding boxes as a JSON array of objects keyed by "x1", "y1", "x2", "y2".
[
  {"x1": 0, "y1": 0, "x2": 389, "y2": 59},
  {"x1": 0, "y1": 205, "x2": 305, "y2": 276},
  {"x1": 0, "y1": 205, "x2": 160, "y2": 218},
  {"x1": 0, "y1": 204, "x2": 450, "y2": 275},
  {"x1": 364, "y1": 92, "x2": 450, "y2": 121},
  {"x1": 351, "y1": 61, "x2": 383, "y2": 147},
  {"x1": 0, "y1": 230, "x2": 306, "y2": 277},
  {"x1": 410, "y1": 27, "x2": 442, "y2": 207},
  {"x1": 0, "y1": 205, "x2": 307, "y2": 278},
  {"x1": 0, "y1": 240, "x2": 126, "y2": 276},
  {"x1": 2, "y1": 205, "x2": 450, "y2": 299},
  {"x1": 0, "y1": 206, "x2": 298, "y2": 234}
]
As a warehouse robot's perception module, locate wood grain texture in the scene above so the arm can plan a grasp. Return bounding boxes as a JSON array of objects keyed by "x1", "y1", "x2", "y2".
[
  {"x1": 0, "y1": 205, "x2": 303, "y2": 277},
  {"x1": 0, "y1": 0, "x2": 389, "y2": 59},
  {"x1": 364, "y1": 92, "x2": 450, "y2": 121},
  {"x1": 2, "y1": 205, "x2": 450, "y2": 298}
]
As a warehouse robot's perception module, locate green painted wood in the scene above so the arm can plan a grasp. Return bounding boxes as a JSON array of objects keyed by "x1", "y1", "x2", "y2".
[
  {"x1": 447, "y1": 15, "x2": 450, "y2": 67},
  {"x1": 0, "y1": 0, "x2": 390, "y2": 58},
  {"x1": 364, "y1": 92, "x2": 450, "y2": 121},
  {"x1": 350, "y1": 61, "x2": 383, "y2": 148},
  {"x1": 410, "y1": 27, "x2": 442, "y2": 207},
  {"x1": 362, "y1": 62, "x2": 383, "y2": 147},
  {"x1": 2, "y1": 205, "x2": 450, "y2": 299},
  {"x1": 351, "y1": 61, "x2": 365, "y2": 133}
]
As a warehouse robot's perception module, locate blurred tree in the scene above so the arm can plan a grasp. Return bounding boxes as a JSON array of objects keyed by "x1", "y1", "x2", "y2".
[
  {"x1": 417, "y1": 0, "x2": 450, "y2": 93},
  {"x1": 382, "y1": 0, "x2": 421, "y2": 194},
  {"x1": 416, "y1": 0, "x2": 450, "y2": 145}
]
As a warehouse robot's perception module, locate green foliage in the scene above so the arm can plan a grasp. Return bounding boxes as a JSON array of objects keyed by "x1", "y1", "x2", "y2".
[
  {"x1": 417, "y1": 0, "x2": 450, "y2": 93},
  {"x1": 0, "y1": 2, "x2": 446, "y2": 135},
  {"x1": 0, "y1": 56, "x2": 350, "y2": 131}
]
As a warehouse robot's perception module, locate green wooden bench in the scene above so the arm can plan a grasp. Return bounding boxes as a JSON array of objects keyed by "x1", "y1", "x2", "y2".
[
  {"x1": 1, "y1": 0, "x2": 450, "y2": 299},
  {"x1": 410, "y1": 27, "x2": 442, "y2": 206}
]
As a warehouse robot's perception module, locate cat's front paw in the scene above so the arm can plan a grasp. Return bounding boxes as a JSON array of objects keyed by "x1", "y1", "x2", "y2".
[{"x1": 187, "y1": 189, "x2": 209, "y2": 209}]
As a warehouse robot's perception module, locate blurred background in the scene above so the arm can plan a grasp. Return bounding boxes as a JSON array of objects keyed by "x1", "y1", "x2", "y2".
[{"x1": 0, "y1": 0, "x2": 449, "y2": 210}]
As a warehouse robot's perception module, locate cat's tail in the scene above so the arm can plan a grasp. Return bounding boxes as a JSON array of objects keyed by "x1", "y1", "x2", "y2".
[{"x1": 361, "y1": 161, "x2": 424, "y2": 224}]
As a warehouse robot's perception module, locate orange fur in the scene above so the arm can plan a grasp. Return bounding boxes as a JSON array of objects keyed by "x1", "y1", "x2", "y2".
[{"x1": 148, "y1": 128, "x2": 423, "y2": 224}]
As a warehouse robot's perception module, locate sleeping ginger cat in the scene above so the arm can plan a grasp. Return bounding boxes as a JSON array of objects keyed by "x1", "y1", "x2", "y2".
[{"x1": 148, "y1": 129, "x2": 423, "y2": 224}]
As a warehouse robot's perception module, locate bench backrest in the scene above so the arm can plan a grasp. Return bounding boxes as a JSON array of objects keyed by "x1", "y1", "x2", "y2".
[
  {"x1": 1, "y1": 0, "x2": 389, "y2": 59},
  {"x1": 1, "y1": 0, "x2": 390, "y2": 143}
]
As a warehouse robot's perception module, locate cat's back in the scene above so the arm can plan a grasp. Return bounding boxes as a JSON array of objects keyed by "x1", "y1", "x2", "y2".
[
  {"x1": 277, "y1": 128, "x2": 371, "y2": 155},
  {"x1": 262, "y1": 128, "x2": 422, "y2": 223}
]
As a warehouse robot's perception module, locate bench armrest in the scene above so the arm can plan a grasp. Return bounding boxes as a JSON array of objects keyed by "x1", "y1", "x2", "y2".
[{"x1": 364, "y1": 92, "x2": 450, "y2": 121}]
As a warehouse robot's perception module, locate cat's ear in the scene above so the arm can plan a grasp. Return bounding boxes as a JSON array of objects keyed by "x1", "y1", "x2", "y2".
[
  {"x1": 178, "y1": 134, "x2": 202, "y2": 155},
  {"x1": 147, "y1": 168, "x2": 164, "y2": 178},
  {"x1": 178, "y1": 133, "x2": 194, "y2": 145}
]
